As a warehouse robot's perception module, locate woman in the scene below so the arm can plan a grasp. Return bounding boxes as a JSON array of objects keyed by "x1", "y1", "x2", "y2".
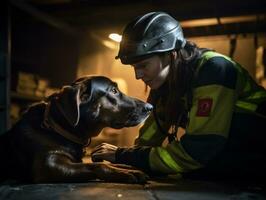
[{"x1": 91, "y1": 12, "x2": 266, "y2": 181}]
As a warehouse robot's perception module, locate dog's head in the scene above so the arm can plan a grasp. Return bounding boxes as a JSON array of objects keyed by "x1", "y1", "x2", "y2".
[{"x1": 51, "y1": 75, "x2": 152, "y2": 135}]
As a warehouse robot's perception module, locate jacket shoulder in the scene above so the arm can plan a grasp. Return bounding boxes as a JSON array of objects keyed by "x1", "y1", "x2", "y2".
[{"x1": 194, "y1": 52, "x2": 238, "y2": 89}]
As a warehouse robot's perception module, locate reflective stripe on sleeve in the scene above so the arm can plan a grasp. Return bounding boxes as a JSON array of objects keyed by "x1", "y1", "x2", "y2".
[
  {"x1": 149, "y1": 142, "x2": 202, "y2": 174},
  {"x1": 236, "y1": 100, "x2": 257, "y2": 112}
]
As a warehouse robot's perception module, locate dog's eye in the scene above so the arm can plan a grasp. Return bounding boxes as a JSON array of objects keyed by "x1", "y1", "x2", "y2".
[{"x1": 111, "y1": 88, "x2": 118, "y2": 95}]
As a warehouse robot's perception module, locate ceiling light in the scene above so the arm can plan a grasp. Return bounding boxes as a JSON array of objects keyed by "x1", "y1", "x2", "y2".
[{"x1": 109, "y1": 33, "x2": 122, "y2": 42}]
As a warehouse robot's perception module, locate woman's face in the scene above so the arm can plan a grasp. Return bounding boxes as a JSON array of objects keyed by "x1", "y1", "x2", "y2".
[{"x1": 131, "y1": 54, "x2": 170, "y2": 89}]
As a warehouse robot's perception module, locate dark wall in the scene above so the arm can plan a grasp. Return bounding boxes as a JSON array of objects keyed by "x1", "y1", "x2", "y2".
[{"x1": 11, "y1": 6, "x2": 79, "y2": 89}]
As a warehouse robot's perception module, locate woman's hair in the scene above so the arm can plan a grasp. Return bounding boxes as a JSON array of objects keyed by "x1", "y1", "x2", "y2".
[{"x1": 162, "y1": 40, "x2": 209, "y2": 132}]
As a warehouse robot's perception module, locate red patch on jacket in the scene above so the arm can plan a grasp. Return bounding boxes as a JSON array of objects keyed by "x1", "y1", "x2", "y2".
[{"x1": 196, "y1": 98, "x2": 213, "y2": 117}]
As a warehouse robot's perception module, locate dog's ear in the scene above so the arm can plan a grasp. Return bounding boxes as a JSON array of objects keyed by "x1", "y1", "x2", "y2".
[
  {"x1": 55, "y1": 85, "x2": 82, "y2": 127},
  {"x1": 89, "y1": 103, "x2": 101, "y2": 120}
]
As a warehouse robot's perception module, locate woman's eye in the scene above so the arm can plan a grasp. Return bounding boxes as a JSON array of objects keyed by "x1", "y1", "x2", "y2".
[{"x1": 111, "y1": 88, "x2": 118, "y2": 94}]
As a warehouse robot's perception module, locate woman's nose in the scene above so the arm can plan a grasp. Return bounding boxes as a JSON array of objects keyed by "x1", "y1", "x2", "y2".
[{"x1": 134, "y1": 69, "x2": 144, "y2": 80}]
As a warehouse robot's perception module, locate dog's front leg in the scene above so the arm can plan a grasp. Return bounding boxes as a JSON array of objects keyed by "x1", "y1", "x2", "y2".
[
  {"x1": 33, "y1": 153, "x2": 98, "y2": 183},
  {"x1": 33, "y1": 153, "x2": 147, "y2": 183}
]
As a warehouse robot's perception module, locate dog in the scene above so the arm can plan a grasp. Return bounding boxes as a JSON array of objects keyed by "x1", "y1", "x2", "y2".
[{"x1": 0, "y1": 75, "x2": 153, "y2": 183}]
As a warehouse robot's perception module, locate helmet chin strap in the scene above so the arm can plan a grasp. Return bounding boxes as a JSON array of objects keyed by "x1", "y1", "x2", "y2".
[
  {"x1": 153, "y1": 103, "x2": 180, "y2": 143},
  {"x1": 182, "y1": 39, "x2": 187, "y2": 48}
]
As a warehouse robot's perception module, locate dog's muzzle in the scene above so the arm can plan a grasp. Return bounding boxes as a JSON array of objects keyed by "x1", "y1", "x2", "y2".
[
  {"x1": 142, "y1": 103, "x2": 153, "y2": 113},
  {"x1": 126, "y1": 102, "x2": 153, "y2": 126}
]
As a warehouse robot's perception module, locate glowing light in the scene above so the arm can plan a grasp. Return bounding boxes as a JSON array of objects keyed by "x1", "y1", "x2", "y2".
[
  {"x1": 109, "y1": 33, "x2": 122, "y2": 42},
  {"x1": 181, "y1": 18, "x2": 218, "y2": 27},
  {"x1": 102, "y1": 40, "x2": 117, "y2": 49}
]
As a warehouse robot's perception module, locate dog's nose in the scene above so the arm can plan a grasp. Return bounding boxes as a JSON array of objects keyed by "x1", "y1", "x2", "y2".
[{"x1": 142, "y1": 103, "x2": 153, "y2": 113}]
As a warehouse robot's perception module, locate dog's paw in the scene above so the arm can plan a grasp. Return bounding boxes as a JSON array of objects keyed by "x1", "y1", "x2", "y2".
[
  {"x1": 93, "y1": 163, "x2": 149, "y2": 184},
  {"x1": 109, "y1": 164, "x2": 149, "y2": 184},
  {"x1": 117, "y1": 170, "x2": 149, "y2": 184},
  {"x1": 126, "y1": 169, "x2": 149, "y2": 184}
]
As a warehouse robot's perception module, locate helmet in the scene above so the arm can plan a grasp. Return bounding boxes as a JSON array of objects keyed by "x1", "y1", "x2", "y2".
[{"x1": 115, "y1": 12, "x2": 186, "y2": 64}]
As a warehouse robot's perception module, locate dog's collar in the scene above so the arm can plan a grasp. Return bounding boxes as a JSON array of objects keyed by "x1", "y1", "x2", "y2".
[{"x1": 42, "y1": 102, "x2": 91, "y2": 147}]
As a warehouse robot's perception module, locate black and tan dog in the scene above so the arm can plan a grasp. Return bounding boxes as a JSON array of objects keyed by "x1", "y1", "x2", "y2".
[{"x1": 0, "y1": 76, "x2": 152, "y2": 183}]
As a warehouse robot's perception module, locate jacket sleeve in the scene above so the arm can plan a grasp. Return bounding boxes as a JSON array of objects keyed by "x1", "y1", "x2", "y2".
[{"x1": 115, "y1": 140, "x2": 202, "y2": 174}]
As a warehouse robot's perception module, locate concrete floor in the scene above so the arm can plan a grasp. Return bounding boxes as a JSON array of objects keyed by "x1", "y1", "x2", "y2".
[{"x1": 0, "y1": 177, "x2": 266, "y2": 200}]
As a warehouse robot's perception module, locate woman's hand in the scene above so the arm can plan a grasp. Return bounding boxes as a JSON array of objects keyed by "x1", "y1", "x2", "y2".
[{"x1": 91, "y1": 143, "x2": 118, "y2": 163}]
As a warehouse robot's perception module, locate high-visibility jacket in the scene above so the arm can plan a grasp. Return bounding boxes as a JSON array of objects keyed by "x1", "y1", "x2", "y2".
[{"x1": 115, "y1": 51, "x2": 266, "y2": 175}]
